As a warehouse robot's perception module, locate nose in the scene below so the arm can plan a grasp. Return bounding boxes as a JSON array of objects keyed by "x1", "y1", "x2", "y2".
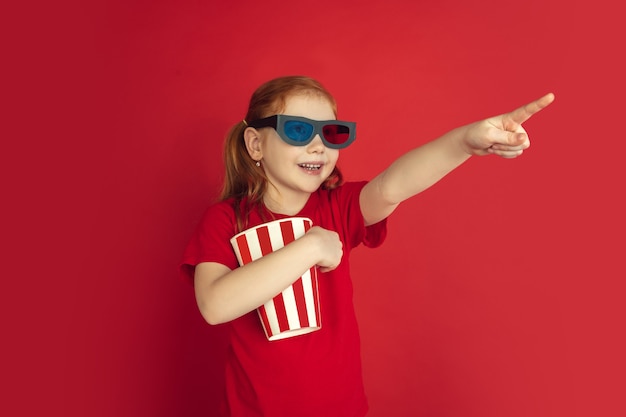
[{"x1": 306, "y1": 134, "x2": 325, "y2": 153}]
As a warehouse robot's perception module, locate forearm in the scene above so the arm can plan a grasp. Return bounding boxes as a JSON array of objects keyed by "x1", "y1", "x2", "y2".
[
  {"x1": 377, "y1": 126, "x2": 471, "y2": 203},
  {"x1": 195, "y1": 235, "x2": 321, "y2": 325}
]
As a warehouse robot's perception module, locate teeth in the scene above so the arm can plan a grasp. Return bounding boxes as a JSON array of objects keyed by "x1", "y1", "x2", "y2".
[{"x1": 299, "y1": 163, "x2": 321, "y2": 170}]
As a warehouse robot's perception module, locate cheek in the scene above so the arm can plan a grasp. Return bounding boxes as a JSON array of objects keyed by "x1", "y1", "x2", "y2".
[
  {"x1": 328, "y1": 150, "x2": 340, "y2": 166},
  {"x1": 261, "y1": 134, "x2": 292, "y2": 158}
]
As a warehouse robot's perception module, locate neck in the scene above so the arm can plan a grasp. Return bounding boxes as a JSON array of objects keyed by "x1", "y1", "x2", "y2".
[{"x1": 263, "y1": 189, "x2": 311, "y2": 216}]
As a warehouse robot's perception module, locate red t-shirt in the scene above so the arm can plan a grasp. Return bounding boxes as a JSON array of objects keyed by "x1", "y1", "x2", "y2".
[{"x1": 181, "y1": 181, "x2": 387, "y2": 417}]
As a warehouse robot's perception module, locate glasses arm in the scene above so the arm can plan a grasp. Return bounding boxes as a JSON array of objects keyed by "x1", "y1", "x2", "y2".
[{"x1": 247, "y1": 115, "x2": 278, "y2": 129}]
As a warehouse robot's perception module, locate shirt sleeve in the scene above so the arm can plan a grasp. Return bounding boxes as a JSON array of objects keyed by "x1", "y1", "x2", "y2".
[
  {"x1": 334, "y1": 181, "x2": 388, "y2": 250},
  {"x1": 179, "y1": 202, "x2": 240, "y2": 285}
]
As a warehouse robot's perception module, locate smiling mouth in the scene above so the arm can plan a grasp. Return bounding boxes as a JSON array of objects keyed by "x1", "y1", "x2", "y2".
[{"x1": 298, "y1": 163, "x2": 322, "y2": 171}]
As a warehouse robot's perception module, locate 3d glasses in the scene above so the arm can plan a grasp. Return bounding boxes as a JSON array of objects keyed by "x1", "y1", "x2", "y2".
[{"x1": 247, "y1": 115, "x2": 356, "y2": 149}]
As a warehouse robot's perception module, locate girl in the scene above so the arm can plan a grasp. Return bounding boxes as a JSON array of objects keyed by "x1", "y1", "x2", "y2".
[{"x1": 181, "y1": 76, "x2": 554, "y2": 417}]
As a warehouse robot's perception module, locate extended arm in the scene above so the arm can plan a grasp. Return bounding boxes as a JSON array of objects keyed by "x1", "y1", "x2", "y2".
[{"x1": 360, "y1": 93, "x2": 555, "y2": 225}]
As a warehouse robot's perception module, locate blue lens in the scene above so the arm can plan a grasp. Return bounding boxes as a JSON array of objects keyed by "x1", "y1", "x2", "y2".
[{"x1": 284, "y1": 121, "x2": 314, "y2": 142}]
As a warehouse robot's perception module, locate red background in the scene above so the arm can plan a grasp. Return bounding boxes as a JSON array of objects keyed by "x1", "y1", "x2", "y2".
[{"x1": 3, "y1": 0, "x2": 625, "y2": 416}]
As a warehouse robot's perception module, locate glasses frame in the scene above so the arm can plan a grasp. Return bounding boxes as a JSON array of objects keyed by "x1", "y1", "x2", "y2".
[{"x1": 247, "y1": 114, "x2": 357, "y2": 149}]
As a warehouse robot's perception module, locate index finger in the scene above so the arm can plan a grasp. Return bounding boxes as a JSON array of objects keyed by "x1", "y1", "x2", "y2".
[{"x1": 507, "y1": 93, "x2": 555, "y2": 126}]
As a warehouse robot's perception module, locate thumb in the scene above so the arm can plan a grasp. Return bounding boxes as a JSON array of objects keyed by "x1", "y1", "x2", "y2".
[
  {"x1": 488, "y1": 127, "x2": 527, "y2": 146},
  {"x1": 507, "y1": 131, "x2": 528, "y2": 146}
]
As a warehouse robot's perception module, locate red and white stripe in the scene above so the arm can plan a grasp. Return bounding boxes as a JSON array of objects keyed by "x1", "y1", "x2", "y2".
[{"x1": 231, "y1": 217, "x2": 321, "y2": 341}]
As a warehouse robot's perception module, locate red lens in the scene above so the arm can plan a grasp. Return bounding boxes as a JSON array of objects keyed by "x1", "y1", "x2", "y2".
[{"x1": 322, "y1": 124, "x2": 350, "y2": 145}]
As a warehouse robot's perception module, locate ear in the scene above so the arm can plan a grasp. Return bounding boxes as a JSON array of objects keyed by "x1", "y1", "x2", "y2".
[{"x1": 243, "y1": 127, "x2": 263, "y2": 162}]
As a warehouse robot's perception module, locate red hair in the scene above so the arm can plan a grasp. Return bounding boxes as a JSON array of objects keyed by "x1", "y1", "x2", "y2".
[{"x1": 220, "y1": 76, "x2": 344, "y2": 230}]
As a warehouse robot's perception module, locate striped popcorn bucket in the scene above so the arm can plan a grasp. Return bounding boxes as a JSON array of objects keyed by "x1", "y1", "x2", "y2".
[{"x1": 230, "y1": 217, "x2": 322, "y2": 341}]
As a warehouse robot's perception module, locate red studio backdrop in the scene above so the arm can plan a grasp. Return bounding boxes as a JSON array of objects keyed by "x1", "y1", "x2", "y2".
[{"x1": 4, "y1": 0, "x2": 625, "y2": 416}]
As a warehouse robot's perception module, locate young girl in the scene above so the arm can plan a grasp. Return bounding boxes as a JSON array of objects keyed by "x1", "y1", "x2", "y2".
[{"x1": 181, "y1": 76, "x2": 554, "y2": 417}]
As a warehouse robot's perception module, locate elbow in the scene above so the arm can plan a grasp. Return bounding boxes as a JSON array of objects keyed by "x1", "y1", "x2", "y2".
[
  {"x1": 204, "y1": 314, "x2": 225, "y2": 326},
  {"x1": 200, "y1": 309, "x2": 227, "y2": 326},
  {"x1": 196, "y1": 294, "x2": 231, "y2": 325},
  {"x1": 198, "y1": 301, "x2": 229, "y2": 326},
  {"x1": 194, "y1": 274, "x2": 233, "y2": 325}
]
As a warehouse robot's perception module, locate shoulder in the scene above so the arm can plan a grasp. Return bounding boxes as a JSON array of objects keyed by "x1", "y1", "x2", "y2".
[
  {"x1": 318, "y1": 180, "x2": 368, "y2": 201},
  {"x1": 316, "y1": 181, "x2": 368, "y2": 214},
  {"x1": 197, "y1": 199, "x2": 235, "y2": 221},
  {"x1": 180, "y1": 199, "x2": 240, "y2": 283},
  {"x1": 194, "y1": 199, "x2": 238, "y2": 236}
]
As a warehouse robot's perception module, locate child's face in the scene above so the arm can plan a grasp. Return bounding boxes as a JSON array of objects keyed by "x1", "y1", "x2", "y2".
[{"x1": 256, "y1": 94, "x2": 339, "y2": 209}]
